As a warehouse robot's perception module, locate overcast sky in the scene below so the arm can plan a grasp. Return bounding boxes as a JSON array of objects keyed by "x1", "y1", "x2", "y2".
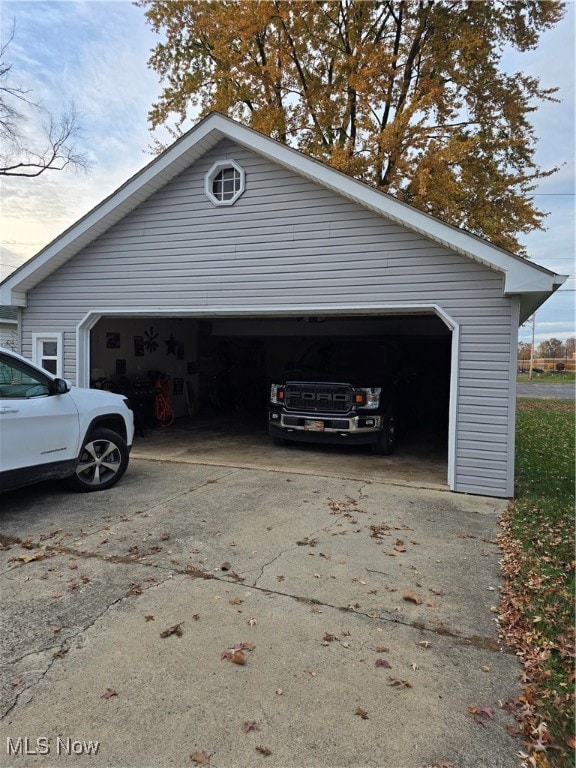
[{"x1": 1, "y1": 0, "x2": 574, "y2": 344}]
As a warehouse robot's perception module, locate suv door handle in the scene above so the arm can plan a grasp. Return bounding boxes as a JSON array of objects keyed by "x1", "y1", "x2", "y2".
[{"x1": 0, "y1": 406, "x2": 19, "y2": 414}]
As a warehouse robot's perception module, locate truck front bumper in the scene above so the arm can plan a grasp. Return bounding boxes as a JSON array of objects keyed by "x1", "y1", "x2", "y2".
[{"x1": 269, "y1": 410, "x2": 382, "y2": 441}]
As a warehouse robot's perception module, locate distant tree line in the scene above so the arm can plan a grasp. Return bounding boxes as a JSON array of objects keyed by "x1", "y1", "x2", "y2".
[
  {"x1": 518, "y1": 337, "x2": 575, "y2": 359},
  {"x1": 518, "y1": 337, "x2": 575, "y2": 367}
]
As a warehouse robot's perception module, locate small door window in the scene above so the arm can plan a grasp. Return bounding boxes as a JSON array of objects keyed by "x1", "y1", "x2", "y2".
[{"x1": 32, "y1": 333, "x2": 63, "y2": 377}]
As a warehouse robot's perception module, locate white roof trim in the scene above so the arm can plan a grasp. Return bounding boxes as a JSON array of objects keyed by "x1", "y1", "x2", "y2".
[{"x1": 0, "y1": 112, "x2": 566, "y2": 315}]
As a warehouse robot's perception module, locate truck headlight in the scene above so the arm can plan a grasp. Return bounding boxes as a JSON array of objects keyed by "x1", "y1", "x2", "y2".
[
  {"x1": 270, "y1": 384, "x2": 285, "y2": 404},
  {"x1": 356, "y1": 387, "x2": 381, "y2": 409}
]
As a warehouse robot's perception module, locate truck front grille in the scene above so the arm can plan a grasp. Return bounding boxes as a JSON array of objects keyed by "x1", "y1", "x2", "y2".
[{"x1": 284, "y1": 383, "x2": 353, "y2": 413}]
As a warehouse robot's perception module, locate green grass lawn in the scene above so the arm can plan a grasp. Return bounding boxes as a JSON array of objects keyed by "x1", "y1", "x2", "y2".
[
  {"x1": 499, "y1": 399, "x2": 575, "y2": 766},
  {"x1": 517, "y1": 371, "x2": 575, "y2": 383}
]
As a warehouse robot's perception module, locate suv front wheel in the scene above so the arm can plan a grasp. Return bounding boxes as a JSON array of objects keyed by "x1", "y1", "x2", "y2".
[{"x1": 67, "y1": 428, "x2": 129, "y2": 492}]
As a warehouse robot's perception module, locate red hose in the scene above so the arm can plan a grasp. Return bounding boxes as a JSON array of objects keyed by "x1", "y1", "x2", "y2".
[{"x1": 154, "y1": 375, "x2": 174, "y2": 427}]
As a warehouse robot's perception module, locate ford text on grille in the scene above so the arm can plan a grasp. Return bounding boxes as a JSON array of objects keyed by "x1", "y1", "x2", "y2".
[{"x1": 285, "y1": 384, "x2": 352, "y2": 412}]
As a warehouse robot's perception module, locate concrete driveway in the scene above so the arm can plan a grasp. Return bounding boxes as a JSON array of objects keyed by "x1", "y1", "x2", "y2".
[{"x1": 0, "y1": 458, "x2": 521, "y2": 768}]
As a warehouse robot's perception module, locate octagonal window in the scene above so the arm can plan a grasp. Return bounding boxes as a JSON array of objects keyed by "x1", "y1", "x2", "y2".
[{"x1": 205, "y1": 160, "x2": 245, "y2": 206}]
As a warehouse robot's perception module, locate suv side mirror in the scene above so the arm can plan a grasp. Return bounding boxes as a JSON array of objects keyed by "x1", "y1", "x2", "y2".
[{"x1": 52, "y1": 378, "x2": 71, "y2": 395}]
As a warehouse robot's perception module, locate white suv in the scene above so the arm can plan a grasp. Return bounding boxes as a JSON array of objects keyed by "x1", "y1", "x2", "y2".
[{"x1": 0, "y1": 347, "x2": 134, "y2": 493}]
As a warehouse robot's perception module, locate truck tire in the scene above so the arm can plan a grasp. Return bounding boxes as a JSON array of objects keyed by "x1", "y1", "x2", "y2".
[
  {"x1": 67, "y1": 428, "x2": 129, "y2": 492},
  {"x1": 372, "y1": 415, "x2": 397, "y2": 456}
]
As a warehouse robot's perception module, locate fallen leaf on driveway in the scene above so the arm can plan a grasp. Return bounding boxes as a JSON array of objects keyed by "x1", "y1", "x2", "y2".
[
  {"x1": 17, "y1": 548, "x2": 47, "y2": 563},
  {"x1": 394, "y1": 540, "x2": 407, "y2": 553},
  {"x1": 243, "y1": 721, "x2": 260, "y2": 732},
  {"x1": 388, "y1": 677, "x2": 413, "y2": 688},
  {"x1": 101, "y1": 688, "x2": 118, "y2": 699},
  {"x1": 375, "y1": 658, "x2": 391, "y2": 669},
  {"x1": 190, "y1": 751, "x2": 212, "y2": 765},
  {"x1": 403, "y1": 590, "x2": 423, "y2": 605},
  {"x1": 221, "y1": 641, "x2": 255, "y2": 664},
  {"x1": 370, "y1": 523, "x2": 391, "y2": 539},
  {"x1": 160, "y1": 622, "x2": 184, "y2": 638},
  {"x1": 145, "y1": 615, "x2": 154, "y2": 622},
  {"x1": 467, "y1": 705, "x2": 494, "y2": 726},
  {"x1": 355, "y1": 707, "x2": 369, "y2": 719},
  {"x1": 255, "y1": 746, "x2": 272, "y2": 756}
]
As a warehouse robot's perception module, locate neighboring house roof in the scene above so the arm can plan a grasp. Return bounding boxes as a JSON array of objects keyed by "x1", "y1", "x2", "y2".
[
  {"x1": 0, "y1": 112, "x2": 566, "y2": 322},
  {"x1": 0, "y1": 306, "x2": 18, "y2": 323}
]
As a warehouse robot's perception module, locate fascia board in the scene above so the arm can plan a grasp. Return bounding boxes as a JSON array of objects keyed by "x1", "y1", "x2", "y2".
[{"x1": 518, "y1": 273, "x2": 568, "y2": 324}]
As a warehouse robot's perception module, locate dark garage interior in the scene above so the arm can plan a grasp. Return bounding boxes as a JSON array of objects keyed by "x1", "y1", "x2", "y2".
[{"x1": 89, "y1": 313, "x2": 451, "y2": 465}]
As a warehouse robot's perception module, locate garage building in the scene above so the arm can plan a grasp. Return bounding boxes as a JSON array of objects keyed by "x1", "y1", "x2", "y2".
[{"x1": 0, "y1": 114, "x2": 565, "y2": 497}]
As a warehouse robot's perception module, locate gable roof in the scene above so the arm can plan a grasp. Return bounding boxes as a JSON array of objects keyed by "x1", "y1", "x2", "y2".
[{"x1": 0, "y1": 112, "x2": 566, "y2": 322}]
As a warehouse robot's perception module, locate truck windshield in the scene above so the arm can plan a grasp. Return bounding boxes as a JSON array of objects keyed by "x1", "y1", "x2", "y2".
[{"x1": 289, "y1": 340, "x2": 395, "y2": 382}]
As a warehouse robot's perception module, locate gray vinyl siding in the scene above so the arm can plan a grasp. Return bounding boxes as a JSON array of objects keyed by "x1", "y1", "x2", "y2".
[{"x1": 21, "y1": 139, "x2": 516, "y2": 497}]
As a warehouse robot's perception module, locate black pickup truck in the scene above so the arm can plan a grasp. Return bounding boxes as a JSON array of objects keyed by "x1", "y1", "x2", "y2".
[{"x1": 268, "y1": 340, "x2": 400, "y2": 455}]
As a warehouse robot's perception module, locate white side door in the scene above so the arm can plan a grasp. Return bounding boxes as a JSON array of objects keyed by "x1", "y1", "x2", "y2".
[{"x1": 0, "y1": 353, "x2": 79, "y2": 472}]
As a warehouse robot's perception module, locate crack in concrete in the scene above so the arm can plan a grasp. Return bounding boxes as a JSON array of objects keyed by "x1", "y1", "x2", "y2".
[
  {"x1": 0, "y1": 470, "x2": 241, "y2": 577},
  {"x1": 1, "y1": 473, "x2": 508, "y2": 723},
  {"x1": 1, "y1": 573, "x2": 175, "y2": 722}
]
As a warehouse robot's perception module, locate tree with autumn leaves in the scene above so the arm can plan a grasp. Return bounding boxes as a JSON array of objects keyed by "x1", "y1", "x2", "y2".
[{"x1": 138, "y1": 0, "x2": 565, "y2": 254}]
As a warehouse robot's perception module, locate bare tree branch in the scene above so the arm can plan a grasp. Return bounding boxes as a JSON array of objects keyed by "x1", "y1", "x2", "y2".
[{"x1": 0, "y1": 25, "x2": 89, "y2": 178}]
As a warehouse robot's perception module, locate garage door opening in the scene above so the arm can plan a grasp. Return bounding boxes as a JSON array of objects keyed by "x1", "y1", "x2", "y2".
[{"x1": 89, "y1": 312, "x2": 451, "y2": 485}]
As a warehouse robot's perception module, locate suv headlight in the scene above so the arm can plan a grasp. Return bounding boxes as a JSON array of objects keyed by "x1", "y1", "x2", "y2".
[{"x1": 270, "y1": 384, "x2": 285, "y2": 404}]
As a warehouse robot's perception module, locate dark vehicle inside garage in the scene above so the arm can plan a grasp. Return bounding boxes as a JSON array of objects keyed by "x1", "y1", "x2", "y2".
[{"x1": 89, "y1": 313, "x2": 451, "y2": 474}]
